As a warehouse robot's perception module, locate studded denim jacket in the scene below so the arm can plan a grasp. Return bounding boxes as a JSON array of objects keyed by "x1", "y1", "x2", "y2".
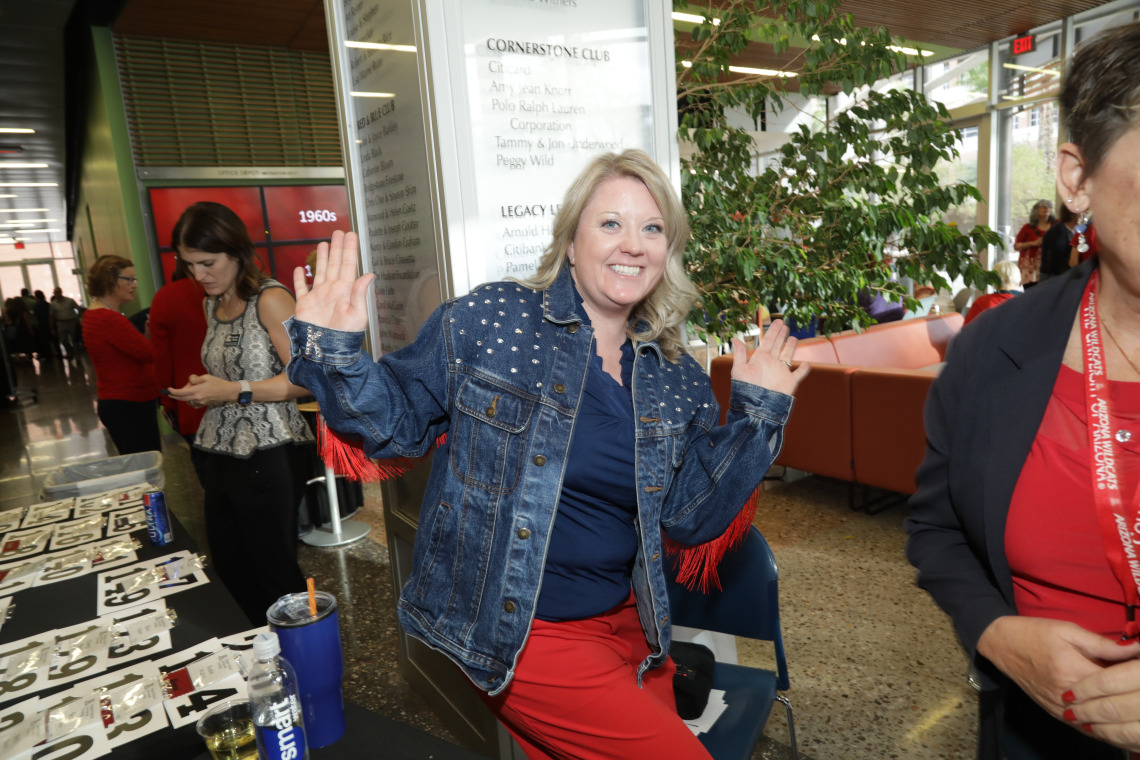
[{"x1": 285, "y1": 265, "x2": 792, "y2": 695}]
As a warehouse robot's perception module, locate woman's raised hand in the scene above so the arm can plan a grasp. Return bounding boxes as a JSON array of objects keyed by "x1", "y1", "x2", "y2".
[
  {"x1": 730, "y1": 319, "x2": 811, "y2": 397},
  {"x1": 294, "y1": 230, "x2": 374, "y2": 333}
]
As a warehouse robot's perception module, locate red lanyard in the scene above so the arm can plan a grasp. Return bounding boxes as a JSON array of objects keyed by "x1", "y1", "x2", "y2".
[{"x1": 1083, "y1": 270, "x2": 1140, "y2": 640}]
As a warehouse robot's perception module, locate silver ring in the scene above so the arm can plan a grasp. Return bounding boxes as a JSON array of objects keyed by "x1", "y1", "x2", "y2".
[{"x1": 781, "y1": 360, "x2": 793, "y2": 369}]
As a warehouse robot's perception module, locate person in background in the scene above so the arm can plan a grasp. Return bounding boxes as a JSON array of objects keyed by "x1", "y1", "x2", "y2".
[
  {"x1": 81, "y1": 256, "x2": 161, "y2": 455},
  {"x1": 1039, "y1": 204, "x2": 1078, "y2": 282},
  {"x1": 19, "y1": 288, "x2": 40, "y2": 357},
  {"x1": 1012, "y1": 199, "x2": 1055, "y2": 287},
  {"x1": 150, "y1": 243, "x2": 208, "y2": 485},
  {"x1": 906, "y1": 22, "x2": 1140, "y2": 758},
  {"x1": 32, "y1": 291, "x2": 53, "y2": 360},
  {"x1": 167, "y1": 201, "x2": 314, "y2": 624},
  {"x1": 962, "y1": 261, "x2": 1022, "y2": 326},
  {"x1": 286, "y1": 150, "x2": 808, "y2": 759},
  {"x1": 50, "y1": 287, "x2": 81, "y2": 359}
]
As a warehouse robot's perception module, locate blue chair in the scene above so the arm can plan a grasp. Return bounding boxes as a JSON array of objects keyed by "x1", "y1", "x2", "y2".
[{"x1": 666, "y1": 527, "x2": 799, "y2": 760}]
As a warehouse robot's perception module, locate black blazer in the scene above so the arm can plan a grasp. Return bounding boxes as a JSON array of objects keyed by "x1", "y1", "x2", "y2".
[{"x1": 905, "y1": 258, "x2": 1097, "y2": 676}]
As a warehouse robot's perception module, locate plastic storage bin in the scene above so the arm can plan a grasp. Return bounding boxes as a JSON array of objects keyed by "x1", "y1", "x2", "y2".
[{"x1": 41, "y1": 451, "x2": 164, "y2": 499}]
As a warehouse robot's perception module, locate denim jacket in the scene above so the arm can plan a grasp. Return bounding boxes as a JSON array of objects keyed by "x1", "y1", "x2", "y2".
[{"x1": 285, "y1": 265, "x2": 792, "y2": 695}]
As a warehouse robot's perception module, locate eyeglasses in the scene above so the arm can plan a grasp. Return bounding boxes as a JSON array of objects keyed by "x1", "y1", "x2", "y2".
[{"x1": 116, "y1": 276, "x2": 138, "y2": 284}]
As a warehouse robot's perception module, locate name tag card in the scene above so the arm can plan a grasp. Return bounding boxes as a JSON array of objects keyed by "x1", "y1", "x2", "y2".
[
  {"x1": 0, "y1": 528, "x2": 53, "y2": 562},
  {"x1": 96, "y1": 552, "x2": 208, "y2": 616},
  {"x1": 73, "y1": 486, "x2": 151, "y2": 517},
  {"x1": 0, "y1": 509, "x2": 24, "y2": 535},
  {"x1": 0, "y1": 558, "x2": 42, "y2": 597},
  {"x1": 21, "y1": 499, "x2": 75, "y2": 529},
  {"x1": 38, "y1": 661, "x2": 169, "y2": 750},
  {"x1": 49, "y1": 517, "x2": 106, "y2": 552},
  {"x1": 105, "y1": 507, "x2": 147, "y2": 537}
]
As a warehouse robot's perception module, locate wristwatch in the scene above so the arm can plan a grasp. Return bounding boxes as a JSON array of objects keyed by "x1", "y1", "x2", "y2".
[{"x1": 238, "y1": 380, "x2": 253, "y2": 406}]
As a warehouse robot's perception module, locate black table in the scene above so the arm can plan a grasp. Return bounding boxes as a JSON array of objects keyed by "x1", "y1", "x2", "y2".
[
  {"x1": 191, "y1": 702, "x2": 485, "y2": 760},
  {"x1": 0, "y1": 511, "x2": 482, "y2": 760}
]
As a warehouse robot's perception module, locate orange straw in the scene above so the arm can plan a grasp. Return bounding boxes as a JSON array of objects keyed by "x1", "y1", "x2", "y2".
[{"x1": 306, "y1": 577, "x2": 317, "y2": 617}]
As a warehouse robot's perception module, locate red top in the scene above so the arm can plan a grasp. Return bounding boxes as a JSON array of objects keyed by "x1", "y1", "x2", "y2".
[
  {"x1": 1007, "y1": 364, "x2": 1140, "y2": 637},
  {"x1": 963, "y1": 292, "x2": 1017, "y2": 326},
  {"x1": 81, "y1": 308, "x2": 159, "y2": 402},
  {"x1": 1015, "y1": 223, "x2": 1048, "y2": 283},
  {"x1": 150, "y1": 277, "x2": 207, "y2": 435}
]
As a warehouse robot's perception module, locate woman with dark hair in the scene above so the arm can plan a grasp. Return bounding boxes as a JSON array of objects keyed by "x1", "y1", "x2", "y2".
[
  {"x1": 82, "y1": 255, "x2": 161, "y2": 455},
  {"x1": 167, "y1": 201, "x2": 313, "y2": 623},
  {"x1": 907, "y1": 22, "x2": 1140, "y2": 758},
  {"x1": 1013, "y1": 199, "x2": 1056, "y2": 287},
  {"x1": 285, "y1": 150, "x2": 808, "y2": 758}
]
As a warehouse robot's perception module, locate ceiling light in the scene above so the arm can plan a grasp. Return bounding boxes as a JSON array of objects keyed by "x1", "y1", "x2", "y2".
[
  {"x1": 0, "y1": 219, "x2": 56, "y2": 226},
  {"x1": 344, "y1": 41, "x2": 417, "y2": 52},
  {"x1": 889, "y1": 45, "x2": 934, "y2": 56},
  {"x1": 729, "y1": 65, "x2": 797, "y2": 78},
  {"x1": 0, "y1": 195, "x2": 20, "y2": 199},
  {"x1": 1002, "y1": 62, "x2": 1060, "y2": 76},
  {"x1": 0, "y1": 163, "x2": 49, "y2": 169},
  {"x1": 350, "y1": 91, "x2": 396, "y2": 98},
  {"x1": 13, "y1": 228, "x2": 60, "y2": 234},
  {"x1": 0, "y1": 183, "x2": 58, "y2": 187},
  {"x1": 672, "y1": 12, "x2": 720, "y2": 25},
  {"x1": 0, "y1": 128, "x2": 34, "y2": 134},
  {"x1": 0, "y1": 208, "x2": 48, "y2": 213}
]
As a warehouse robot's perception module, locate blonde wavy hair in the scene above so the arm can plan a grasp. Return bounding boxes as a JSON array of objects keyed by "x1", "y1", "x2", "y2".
[{"x1": 519, "y1": 149, "x2": 697, "y2": 361}]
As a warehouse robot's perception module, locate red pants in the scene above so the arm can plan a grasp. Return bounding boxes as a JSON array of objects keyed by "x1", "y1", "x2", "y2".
[{"x1": 482, "y1": 593, "x2": 712, "y2": 760}]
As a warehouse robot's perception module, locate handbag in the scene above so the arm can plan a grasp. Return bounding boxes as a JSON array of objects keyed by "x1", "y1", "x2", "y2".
[{"x1": 670, "y1": 640, "x2": 715, "y2": 720}]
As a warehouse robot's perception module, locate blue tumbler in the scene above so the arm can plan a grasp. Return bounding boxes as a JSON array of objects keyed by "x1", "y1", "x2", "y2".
[{"x1": 266, "y1": 591, "x2": 346, "y2": 748}]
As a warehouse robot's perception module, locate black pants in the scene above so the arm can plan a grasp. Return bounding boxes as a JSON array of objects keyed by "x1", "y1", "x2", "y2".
[
  {"x1": 203, "y1": 445, "x2": 308, "y2": 624},
  {"x1": 97, "y1": 398, "x2": 161, "y2": 455}
]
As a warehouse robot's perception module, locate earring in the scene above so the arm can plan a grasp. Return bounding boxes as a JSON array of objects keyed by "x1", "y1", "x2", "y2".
[{"x1": 1075, "y1": 210, "x2": 1091, "y2": 253}]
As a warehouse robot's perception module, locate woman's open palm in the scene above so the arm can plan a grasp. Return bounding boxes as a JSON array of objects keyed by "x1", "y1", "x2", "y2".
[{"x1": 294, "y1": 230, "x2": 374, "y2": 333}]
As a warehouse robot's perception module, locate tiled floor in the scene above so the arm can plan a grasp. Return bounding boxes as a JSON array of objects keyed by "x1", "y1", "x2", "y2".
[{"x1": 2, "y1": 354, "x2": 978, "y2": 759}]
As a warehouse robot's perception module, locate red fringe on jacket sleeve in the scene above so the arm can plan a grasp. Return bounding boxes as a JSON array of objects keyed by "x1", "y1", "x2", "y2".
[
  {"x1": 664, "y1": 486, "x2": 759, "y2": 592},
  {"x1": 315, "y1": 414, "x2": 444, "y2": 482}
]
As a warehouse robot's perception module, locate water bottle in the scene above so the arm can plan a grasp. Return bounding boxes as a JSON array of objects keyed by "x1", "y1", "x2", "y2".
[{"x1": 248, "y1": 632, "x2": 309, "y2": 760}]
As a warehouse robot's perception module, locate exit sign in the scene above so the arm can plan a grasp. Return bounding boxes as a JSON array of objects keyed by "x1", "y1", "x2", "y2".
[{"x1": 1011, "y1": 34, "x2": 1036, "y2": 55}]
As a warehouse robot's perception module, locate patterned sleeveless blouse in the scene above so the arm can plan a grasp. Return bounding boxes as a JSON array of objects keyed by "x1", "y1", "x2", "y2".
[{"x1": 195, "y1": 280, "x2": 313, "y2": 457}]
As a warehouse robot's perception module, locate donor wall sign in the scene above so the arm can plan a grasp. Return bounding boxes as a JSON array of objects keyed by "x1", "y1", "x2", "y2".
[
  {"x1": 326, "y1": 0, "x2": 665, "y2": 354},
  {"x1": 461, "y1": 2, "x2": 655, "y2": 285}
]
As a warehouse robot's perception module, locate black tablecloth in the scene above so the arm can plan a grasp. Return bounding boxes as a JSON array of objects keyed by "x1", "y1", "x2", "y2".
[{"x1": 1, "y1": 510, "x2": 482, "y2": 760}]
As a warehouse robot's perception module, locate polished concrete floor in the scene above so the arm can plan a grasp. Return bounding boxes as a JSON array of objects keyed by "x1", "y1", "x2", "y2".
[{"x1": 1, "y1": 354, "x2": 978, "y2": 760}]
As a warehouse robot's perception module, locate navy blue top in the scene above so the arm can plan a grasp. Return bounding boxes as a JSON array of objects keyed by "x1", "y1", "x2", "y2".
[{"x1": 535, "y1": 289, "x2": 638, "y2": 621}]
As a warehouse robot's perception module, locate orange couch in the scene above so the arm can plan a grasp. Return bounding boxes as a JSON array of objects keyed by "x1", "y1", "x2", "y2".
[{"x1": 708, "y1": 313, "x2": 962, "y2": 497}]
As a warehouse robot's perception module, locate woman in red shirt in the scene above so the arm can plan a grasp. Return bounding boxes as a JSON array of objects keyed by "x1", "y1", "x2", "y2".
[
  {"x1": 1013, "y1": 200, "x2": 1055, "y2": 286},
  {"x1": 907, "y1": 23, "x2": 1140, "y2": 758},
  {"x1": 82, "y1": 255, "x2": 160, "y2": 455}
]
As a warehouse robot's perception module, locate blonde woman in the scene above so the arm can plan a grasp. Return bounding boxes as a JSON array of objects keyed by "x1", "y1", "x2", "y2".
[{"x1": 286, "y1": 150, "x2": 808, "y2": 758}]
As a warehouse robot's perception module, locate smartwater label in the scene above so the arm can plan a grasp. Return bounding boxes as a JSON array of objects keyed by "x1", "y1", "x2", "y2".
[{"x1": 255, "y1": 698, "x2": 307, "y2": 760}]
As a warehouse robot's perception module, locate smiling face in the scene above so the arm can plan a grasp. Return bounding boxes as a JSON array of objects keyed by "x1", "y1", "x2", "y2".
[
  {"x1": 567, "y1": 175, "x2": 668, "y2": 325},
  {"x1": 178, "y1": 246, "x2": 240, "y2": 298}
]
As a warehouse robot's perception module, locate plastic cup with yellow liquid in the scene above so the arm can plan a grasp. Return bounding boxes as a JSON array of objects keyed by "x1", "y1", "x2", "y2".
[{"x1": 195, "y1": 698, "x2": 257, "y2": 760}]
